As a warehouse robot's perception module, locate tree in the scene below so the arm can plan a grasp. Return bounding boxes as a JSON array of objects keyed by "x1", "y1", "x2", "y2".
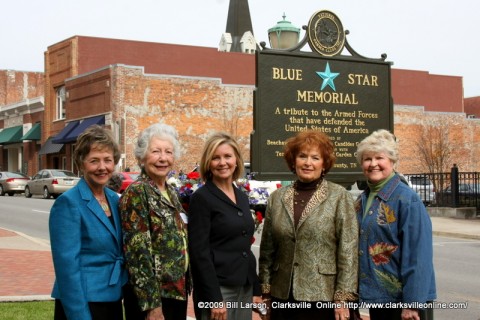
[
  {"x1": 414, "y1": 119, "x2": 453, "y2": 174},
  {"x1": 414, "y1": 119, "x2": 454, "y2": 195}
]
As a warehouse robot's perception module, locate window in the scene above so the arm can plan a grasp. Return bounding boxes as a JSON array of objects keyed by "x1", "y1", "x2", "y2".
[{"x1": 56, "y1": 86, "x2": 66, "y2": 120}]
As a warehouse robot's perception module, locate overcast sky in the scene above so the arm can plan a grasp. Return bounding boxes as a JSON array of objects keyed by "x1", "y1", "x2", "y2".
[{"x1": 1, "y1": 0, "x2": 478, "y2": 97}]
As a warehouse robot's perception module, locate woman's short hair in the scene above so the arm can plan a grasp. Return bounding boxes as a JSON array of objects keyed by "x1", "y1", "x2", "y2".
[
  {"x1": 134, "y1": 123, "x2": 181, "y2": 162},
  {"x1": 356, "y1": 129, "x2": 398, "y2": 164},
  {"x1": 283, "y1": 130, "x2": 336, "y2": 175},
  {"x1": 199, "y1": 132, "x2": 244, "y2": 181},
  {"x1": 74, "y1": 125, "x2": 120, "y2": 171}
]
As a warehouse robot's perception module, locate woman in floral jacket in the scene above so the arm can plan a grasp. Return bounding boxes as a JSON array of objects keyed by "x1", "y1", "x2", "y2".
[
  {"x1": 120, "y1": 123, "x2": 190, "y2": 320},
  {"x1": 355, "y1": 129, "x2": 436, "y2": 320}
]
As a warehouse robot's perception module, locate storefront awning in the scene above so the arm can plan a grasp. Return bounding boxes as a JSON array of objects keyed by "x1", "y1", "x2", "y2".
[
  {"x1": 0, "y1": 125, "x2": 23, "y2": 145},
  {"x1": 63, "y1": 115, "x2": 105, "y2": 142},
  {"x1": 38, "y1": 137, "x2": 64, "y2": 155},
  {"x1": 21, "y1": 122, "x2": 41, "y2": 141},
  {"x1": 52, "y1": 121, "x2": 80, "y2": 144}
]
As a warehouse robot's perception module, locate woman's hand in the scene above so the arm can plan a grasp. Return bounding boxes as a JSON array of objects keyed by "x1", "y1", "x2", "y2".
[
  {"x1": 146, "y1": 307, "x2": 164, "y2": 320},
  {"x1": 260, "y1": 296, "x2": 272, "y2": 320},
  {"x1": 210, "y1": 305, "x2": 227, "y2": 320},
  {"x1": 401, "y1": 308, "x2": 420, "y2": 320},
  {"x1": 334, "y1": 301, "x2": 350, "y2": 320},
  {"x1": 252, "y1": 295, "x2": 267, "y2": 317}
]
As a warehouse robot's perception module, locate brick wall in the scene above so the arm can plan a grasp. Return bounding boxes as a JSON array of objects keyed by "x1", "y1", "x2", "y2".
[
  {"x1": 111, "y1": 66, "x2": 480, "y2": 175},
  {"x1": 111, "y1": 65, "x2": 253, "y2": 173},
  {"x1": 394, "y1": 106, "x2": 480, "y2": 174},
  {"x1": 0, "y1": 70, "x2": 44, "y2": 105}
]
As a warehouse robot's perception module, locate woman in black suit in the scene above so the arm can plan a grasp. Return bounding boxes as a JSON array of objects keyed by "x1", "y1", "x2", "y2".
[{"x1": 188, "y1": 132, "x2": 262, "y2": 320}]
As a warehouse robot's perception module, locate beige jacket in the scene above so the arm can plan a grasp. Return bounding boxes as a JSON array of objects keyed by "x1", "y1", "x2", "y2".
[{"x1": 259, "y1": 180, "x2": 358, "y2": 302}]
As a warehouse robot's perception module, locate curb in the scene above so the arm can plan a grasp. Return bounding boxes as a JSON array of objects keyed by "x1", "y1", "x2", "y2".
[
  {"x1": 0, "y1": 295, "x2": 52, "y2": 302},
  {"x1": 433, "y1": 231, "x2": 480, "y2": 241},
  {"x1": 0, "y1": 227, "x2": 50, "y2": 249}
]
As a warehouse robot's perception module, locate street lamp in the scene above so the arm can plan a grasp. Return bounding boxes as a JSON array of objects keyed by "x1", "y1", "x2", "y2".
[{"x1": 268, "y1": 13, "x2": 300, "y2": 49}]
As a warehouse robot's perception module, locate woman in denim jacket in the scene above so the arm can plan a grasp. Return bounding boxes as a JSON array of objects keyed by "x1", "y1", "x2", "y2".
[{"x1": 355, "y1": 129, "x2": 436, "y2": 320}]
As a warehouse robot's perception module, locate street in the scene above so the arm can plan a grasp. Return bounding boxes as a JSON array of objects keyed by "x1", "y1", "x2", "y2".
[
  {"x1": 1, "y1": 196, "x2": 480, "y2": 319},
  {"x1": 0, "y1": 195, "x2": 52, "y2": 239}
]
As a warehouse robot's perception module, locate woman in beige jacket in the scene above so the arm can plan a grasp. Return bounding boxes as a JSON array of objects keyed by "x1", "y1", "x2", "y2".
[{"x1": 259, "y1": 130, "x2": 358, "y2": 320}]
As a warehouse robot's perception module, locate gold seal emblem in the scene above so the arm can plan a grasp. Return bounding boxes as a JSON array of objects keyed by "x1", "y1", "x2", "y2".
[{"x1": 307, "y1": 10, "x2": 345, "y2": 56}]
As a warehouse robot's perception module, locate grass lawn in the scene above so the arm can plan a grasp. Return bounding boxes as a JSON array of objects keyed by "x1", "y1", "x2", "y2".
[{"x1": 0, "y1": 300, "x2": 54, "y2": 320}]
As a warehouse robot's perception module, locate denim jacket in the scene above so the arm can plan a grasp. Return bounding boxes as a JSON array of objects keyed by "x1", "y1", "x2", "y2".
[{"x1": 355, "y1": 174, "x2": 436, "y2": 304}]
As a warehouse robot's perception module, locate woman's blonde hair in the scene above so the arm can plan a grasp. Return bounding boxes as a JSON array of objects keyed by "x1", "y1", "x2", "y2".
[
  {"x1": 199, "y1": 132, "x2": 244, "y2": 181},
  {"x1": 356, "y1": 129, "x2": 398, "y2": 164}
]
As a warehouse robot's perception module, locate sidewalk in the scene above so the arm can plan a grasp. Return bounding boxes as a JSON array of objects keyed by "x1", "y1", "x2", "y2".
[{"x1": 1, "y1": 216, "x2": 479, "y2": 317}]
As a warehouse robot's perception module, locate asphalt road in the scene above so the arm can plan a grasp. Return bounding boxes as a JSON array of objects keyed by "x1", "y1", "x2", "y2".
[
  {"x1": 1, "y1": 195, "x2": 479, "y2": 319},
  {"x1": 0, "y1": 194, "x2": 52, "y2": 239}
]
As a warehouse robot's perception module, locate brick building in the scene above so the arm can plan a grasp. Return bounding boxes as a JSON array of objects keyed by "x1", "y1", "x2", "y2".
[
  {"x1": 0, "y1": 70, "x2": 44, "y2": 176},
  {"x1": 1, "y1": 35, "x2": 478, "y2": 177}
]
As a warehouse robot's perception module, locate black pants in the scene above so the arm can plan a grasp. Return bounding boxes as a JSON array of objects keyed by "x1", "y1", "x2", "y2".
[
  {"x1": 122, "y1": 284, "x2": 187, "y2": 320},
  {"x1": 54, "y1": 299, "x2": 123, "y2": 320}
]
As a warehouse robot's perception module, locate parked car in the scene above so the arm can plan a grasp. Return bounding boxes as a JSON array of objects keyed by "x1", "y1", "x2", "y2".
[
  {"x1": 25, "y1": 169, "x2": 80, "y2": 199},
  {"x1": 405, "y1": 175, "x2": 436, "y2": 205},
  {"x1": 0, "y1": 171, "x2": 30, "y2": 196},
  {"x1": 118, "y1": 171, "x2": 140, "y2": 193},
  {"x1": 437, "y1": 183, "x2": 480, "y2": 206}
]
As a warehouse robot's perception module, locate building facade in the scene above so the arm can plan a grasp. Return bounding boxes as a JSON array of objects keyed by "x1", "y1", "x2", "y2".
[
  {"x1": 1, "y1": 35, "x2": 478, "y2": 176},
  {"x1": 0, "y1": 70, "x2": 44, "y2": 176}
]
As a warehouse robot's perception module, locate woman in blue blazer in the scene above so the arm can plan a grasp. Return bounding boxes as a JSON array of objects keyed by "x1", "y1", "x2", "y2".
[{"x1": 49, "y1": 125, "x2": 128, "y2": 320}]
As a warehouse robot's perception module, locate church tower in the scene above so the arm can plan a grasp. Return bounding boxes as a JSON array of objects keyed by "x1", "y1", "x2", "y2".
[{"x1": 219, "y1": 0, "x2": 257, "y2": 54}]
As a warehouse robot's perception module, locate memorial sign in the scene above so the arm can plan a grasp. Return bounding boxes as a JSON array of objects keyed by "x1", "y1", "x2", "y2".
[{"x1": 251, "y1": 10, "x2": 392, "y2": 184}]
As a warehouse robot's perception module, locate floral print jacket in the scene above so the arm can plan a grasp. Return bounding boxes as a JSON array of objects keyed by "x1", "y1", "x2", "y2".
[
  {"x1": 356, "y1": 174, "x2": 436, "y2": 304},
  {"x1": 120, "y1": 171, "x2": 190, "y2": 311}
]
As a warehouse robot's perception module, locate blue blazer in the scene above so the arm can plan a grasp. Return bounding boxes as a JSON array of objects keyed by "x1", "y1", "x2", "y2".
[{"x1": 49, "y1": 178, "x2": 128, "y2": 319}]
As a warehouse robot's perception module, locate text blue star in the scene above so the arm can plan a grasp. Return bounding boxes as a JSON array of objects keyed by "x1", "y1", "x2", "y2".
[{"x1": 316, "y1": 62, "x2": 340, "y2": 91}]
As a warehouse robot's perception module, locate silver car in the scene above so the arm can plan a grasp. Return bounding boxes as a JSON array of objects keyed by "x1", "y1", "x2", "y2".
[
  {"x1": 0, "y1": 171, "x2": 30, "y2": 196},
  {"x1": 25, "y1": 169, "x2": 80, "y2": 199},
  {"x1": 407, "y1": 175, "x2": 436, "y2": 205}
]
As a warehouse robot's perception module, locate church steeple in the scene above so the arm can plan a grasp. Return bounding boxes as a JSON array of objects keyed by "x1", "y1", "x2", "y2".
[{"x1": 219, "y1": 0, "x2": 257, "y2": 53}]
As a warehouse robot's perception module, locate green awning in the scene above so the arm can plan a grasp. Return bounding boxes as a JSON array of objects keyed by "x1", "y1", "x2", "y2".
[
  {"x1": 0, "y1": 125, "x2": 23, "y2": 145},
  {"x1": 21, "y1": 123, "x2": 41, "y2": 141}
]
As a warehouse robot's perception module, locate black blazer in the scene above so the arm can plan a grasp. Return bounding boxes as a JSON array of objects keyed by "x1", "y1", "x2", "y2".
[{"x1": 188, "y1": 180, "x2": 260, "y2": 302}]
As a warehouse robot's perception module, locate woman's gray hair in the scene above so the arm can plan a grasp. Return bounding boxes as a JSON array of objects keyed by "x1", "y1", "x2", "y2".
[
  {"x1": 356, "y1": 129, "x2": 398, "y2": 164},
  {"x1": 134, "y1": 123, "x2": 181, "y2": 161}
]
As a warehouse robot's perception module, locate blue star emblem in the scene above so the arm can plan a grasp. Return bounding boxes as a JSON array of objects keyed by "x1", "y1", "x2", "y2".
[{"x1": 316, "y1": 62, "x2": 340, "y2": 91}]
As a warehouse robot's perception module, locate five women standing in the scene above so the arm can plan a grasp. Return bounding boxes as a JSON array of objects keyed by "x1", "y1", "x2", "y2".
[{"x1": 50, "y1": 124, "x2": 436, "y2": 320}]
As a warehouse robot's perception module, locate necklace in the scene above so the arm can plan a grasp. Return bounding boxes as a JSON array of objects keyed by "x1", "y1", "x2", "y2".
[{"x1": 95, "y1": 196, "x2": 110, "y2": 212}]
